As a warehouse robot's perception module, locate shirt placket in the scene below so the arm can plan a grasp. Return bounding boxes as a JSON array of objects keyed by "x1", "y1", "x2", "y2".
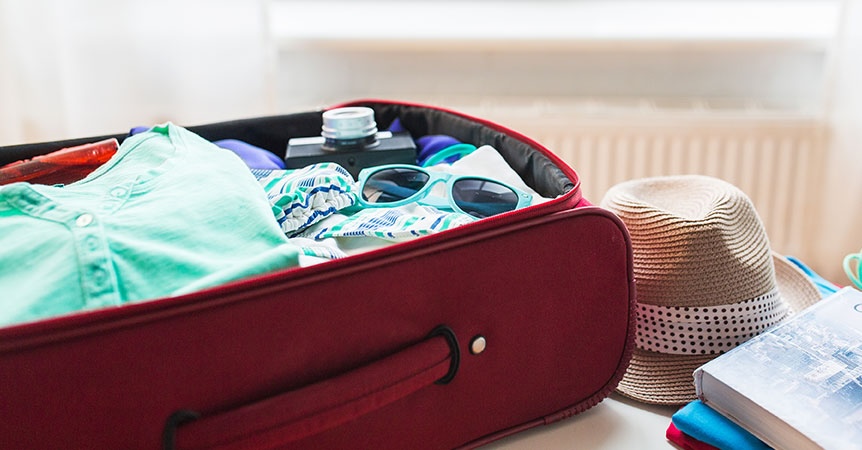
[
  {"x1": 8, "y1": 185, "x2": 122, "y2": 308},
  {"x1": 69, "y1": 211, "x2": 120, "y2": 308}
]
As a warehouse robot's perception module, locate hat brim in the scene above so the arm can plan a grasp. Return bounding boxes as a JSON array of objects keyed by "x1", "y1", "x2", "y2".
[{"x1": 615, "y1": 252, "x2": 822, "y2": 405}]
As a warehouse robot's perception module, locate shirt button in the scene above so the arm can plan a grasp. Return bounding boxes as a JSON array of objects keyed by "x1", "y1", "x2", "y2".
[
  {"x1": 85, "y1": 235, "x2": 100, "y2": 252},
  {"x1": 92, "y1": 267, "x2": 108, "y2": 284},
  {"x1": 89, "y1": 264, "x2": 112, "y2": 290},
  {"x1": 110, "y1": 187, "x2": 127, "y2": 198},
  {"x1": 76, "y1": 213, "x2": 94, "y2": 227}
]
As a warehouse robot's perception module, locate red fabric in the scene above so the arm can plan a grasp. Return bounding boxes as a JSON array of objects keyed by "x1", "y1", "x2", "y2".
[
  {"x1": 177, "y1": 336, "x2": 453, "y2": 449},
  {"x1": 667, "y1": 422, "x2": 721, "y2": 450}
]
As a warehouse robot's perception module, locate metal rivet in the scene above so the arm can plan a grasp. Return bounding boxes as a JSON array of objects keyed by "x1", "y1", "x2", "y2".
[{"x1": 470, "y1": 336, "x2": 486, "y2": 355}]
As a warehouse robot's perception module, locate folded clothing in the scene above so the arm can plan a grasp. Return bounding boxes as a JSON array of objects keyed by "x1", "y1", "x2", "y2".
[
  {"x1": 0, "y1": 123, "x2": 303, "y2": 326},
  {"x1": 309, "y1": 204, "x2": 475, "y2": 242},
  {"x1": 666, "y1": 422, "x2": 720, "y2": 450},
  {"x1": 252, "y1": 163, "x2": 356, "y2": 236},
  {"x1": 130, "y1": 126, "x2": 284, "y2": 170},
  {"x1": 214, "y1": 139, "x2": 285, "y2": 170},
  {"x1": 671, "y1": 400, "x2": 770, "y2": 450}
]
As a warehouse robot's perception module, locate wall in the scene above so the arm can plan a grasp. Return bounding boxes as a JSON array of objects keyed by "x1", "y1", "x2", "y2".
[{"x1": 0, "y1": 0, "x2": 274, "y2": 144}]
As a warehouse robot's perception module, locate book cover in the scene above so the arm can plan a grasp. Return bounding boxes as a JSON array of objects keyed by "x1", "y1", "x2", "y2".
[{"x1": 695, "y1": 287, "x2": 862, "y2": 450}]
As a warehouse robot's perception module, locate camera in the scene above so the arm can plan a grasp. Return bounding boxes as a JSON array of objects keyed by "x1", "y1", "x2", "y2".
[{"x1": 285, "y1": 107, "x2": 417, "y2": 179}]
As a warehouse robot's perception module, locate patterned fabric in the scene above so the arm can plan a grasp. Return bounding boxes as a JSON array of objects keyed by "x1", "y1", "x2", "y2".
[
  {"x1": 292, "y1": 237, "x2": 348, "y2": 261},
  {"x1": 307, "y1": 204, "x2": 475, "y2": 242},
  {"x1": 253, "y1": 163, "x2": 479, "y2": 243},
  {"x1": 636, "y1": 288, "x2": 787, "y2": 355},
  {"x1": 252, "y1": 163, "x2": 356, "y2": 236}
]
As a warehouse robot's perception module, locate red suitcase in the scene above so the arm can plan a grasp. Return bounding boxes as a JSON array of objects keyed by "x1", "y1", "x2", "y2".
[{"x1": 0, "y1": 100, "x2": 635, "y2": 449}]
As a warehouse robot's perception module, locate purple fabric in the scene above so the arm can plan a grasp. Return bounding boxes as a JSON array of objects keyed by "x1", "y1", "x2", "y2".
[
  {"x1": 130, "y1": 127, "x2": 283, "y2": 170},
  {"x1": 213, "y1": 139, "x2": 285, "y2": 170},
  {"x1": 387, "y1": 118, "x2": 462, "y2": 165},
  {"x1": 416, "y1": 135, "x2": 462, "y2": 165},
  {"x1": 387, "y1": 118, "x2": 407, "y2": 133},
  {"x1": 129, "y1": 126, "x2": 151, "y2": 136}
]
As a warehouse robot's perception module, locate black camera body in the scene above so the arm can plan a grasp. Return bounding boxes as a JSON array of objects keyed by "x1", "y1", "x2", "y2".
[
  {"x1": 285, "y1": 131, "x2": 416, "y2": 179},
  {"x1": 284, "y1": 107, "x2": 417, "y2": 179}
]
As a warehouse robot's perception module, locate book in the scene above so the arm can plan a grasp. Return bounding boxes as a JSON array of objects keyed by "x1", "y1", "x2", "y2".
[{"x1": 694, "y1": 287, "x2": 862, "y2": 450}]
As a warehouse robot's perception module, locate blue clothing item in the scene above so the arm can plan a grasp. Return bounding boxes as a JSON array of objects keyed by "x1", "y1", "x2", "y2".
[
  {"x1": 130, "y1": 126, "x2": 284, "y2": 170},
  {"x1": 214, "y1": 139, "x2": 285, "y2": 170},
  {"x1": 416, "y1": 135, "x2": 461, "y2": 165},
  {"x1": 421, "y1": 143, "x2": 478, "y2": 167},
  {"x1": 387, "y1": 118, "x2": 466, "y2": 165},
  {"x1": 785, "y1": 255, "x2": 840, "y2": 298},
  {"x1": 128, "y1": 125, "x2": 151, "y2": 135},
  {"x1": 387, "y1": 117, "x2": 407, "y2": 133},
  {"x1": 0, "y1": 123, "x2": 302, "y2": 326},
  {"x1": 672, "y1": 400, "x2": 770, "y2": 450}
]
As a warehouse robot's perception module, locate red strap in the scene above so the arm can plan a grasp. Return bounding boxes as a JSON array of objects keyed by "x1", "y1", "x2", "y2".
[{"x1": 174, "y1": 333, "x2": 455, "y2": 449}]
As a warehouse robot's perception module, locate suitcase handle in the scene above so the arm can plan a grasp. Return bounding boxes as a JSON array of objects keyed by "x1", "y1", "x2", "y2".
[{"x1": 164, "y1": 325, "x2": 459, "y2": 450}]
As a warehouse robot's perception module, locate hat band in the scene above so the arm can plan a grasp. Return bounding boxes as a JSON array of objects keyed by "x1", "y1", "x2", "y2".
[{"x1": 635, "y1": 288, "x2": 788, "y2": 355}]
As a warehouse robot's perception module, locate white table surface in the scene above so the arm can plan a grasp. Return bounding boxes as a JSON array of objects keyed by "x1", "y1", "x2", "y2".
[{"x1": 482, "y1": 393, "x2": 680, "y2": 449}]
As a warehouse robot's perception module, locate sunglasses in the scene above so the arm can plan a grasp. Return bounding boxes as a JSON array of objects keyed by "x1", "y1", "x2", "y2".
[{"x1": 356, "y1": 164, "x2": 533, "y2": 219}]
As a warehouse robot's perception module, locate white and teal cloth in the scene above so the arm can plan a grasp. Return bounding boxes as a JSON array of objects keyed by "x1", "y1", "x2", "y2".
[
  {"x1": 305, "y1": 205, "x2": 476, "y2": 241},
  {"x1": 250, "y1": 163, "x2": 476, "y2": 247},
  {"x1": 252, "y1": 163, "x2": 356, "y2": 236},
  {"x1": 272, "y1": 145, "x2": 551, "y2": 257},
  {"x1": 253, "y1": 144, "x2": 550, "y2": 256}
]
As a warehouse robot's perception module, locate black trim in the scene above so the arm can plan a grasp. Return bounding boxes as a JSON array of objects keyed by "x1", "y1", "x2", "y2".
[
  {"x1": 162, "y1": 409, "x2": 200, "y2": 450},
  {"x1": 0, "y1": 103, "x2": 574, "y2": 199},
  {"x1": 428, "y1": 325, "x2": 460, "y2": 385},
  {"x1": 358, "y1": 102, "x2": 575, "y2": 198}
]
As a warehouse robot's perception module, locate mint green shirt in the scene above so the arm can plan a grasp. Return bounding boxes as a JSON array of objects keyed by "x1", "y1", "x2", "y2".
[{"x1": 0, "y1": 123, "x2": 301, "y2": 326}]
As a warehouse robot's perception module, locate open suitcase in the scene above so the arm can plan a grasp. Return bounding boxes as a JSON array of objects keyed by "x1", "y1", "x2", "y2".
[{"x1": 0, "y1": 100, "x2": 636, "y2": 449}]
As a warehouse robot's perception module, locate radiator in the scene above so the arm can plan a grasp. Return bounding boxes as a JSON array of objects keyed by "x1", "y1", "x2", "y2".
[{"x1": 453, "y1": 100, "x2": 829, "y2": 259}]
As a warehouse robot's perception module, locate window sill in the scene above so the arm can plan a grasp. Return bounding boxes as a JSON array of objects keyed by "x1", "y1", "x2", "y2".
[{"x1": 268, "y1": 0, "x2": 841, "y2": 51}]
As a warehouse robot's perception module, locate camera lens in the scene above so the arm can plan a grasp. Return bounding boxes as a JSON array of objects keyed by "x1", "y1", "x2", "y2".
[{"x1": 321, "y1": 107, "x2": 379, "y2": 150}]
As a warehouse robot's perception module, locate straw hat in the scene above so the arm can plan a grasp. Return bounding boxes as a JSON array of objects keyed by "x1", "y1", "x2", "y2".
[{"x1": 600, "y1": 175, "x2": 821, "y2": 405}]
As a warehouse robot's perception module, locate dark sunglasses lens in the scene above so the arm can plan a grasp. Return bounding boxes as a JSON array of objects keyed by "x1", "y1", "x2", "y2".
[
  {"x1": 362, "y1": 168, "x2": 430, "y2": 204},
  {"x1": 452, "y1": 178, "x2": 520, "y2": 218}
]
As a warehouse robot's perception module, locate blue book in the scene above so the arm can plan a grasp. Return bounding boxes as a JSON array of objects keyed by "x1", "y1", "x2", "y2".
[{"x1": 694, "y1": 287, "x2": 862, "y2": 450}]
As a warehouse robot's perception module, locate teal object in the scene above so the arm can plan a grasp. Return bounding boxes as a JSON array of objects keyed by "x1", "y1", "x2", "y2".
[
  {"x1": 356, "y1": 164, "x2": 532, "y2": 219},
  {"x1": 844, "y1": 250, "x2": 862, "y2": 290},
  {"x1": 672, "y1": 400, "x2": 770, "y2": 450},
  {"x1": 0, "y1": 123, "x2": 301, "y2": 326},
  {"x1": 786, "y1": 255, "x2": 839, "y2": 297},
  {"x1": 421, "y1": 143, "x2": 477, "y2": 167}
]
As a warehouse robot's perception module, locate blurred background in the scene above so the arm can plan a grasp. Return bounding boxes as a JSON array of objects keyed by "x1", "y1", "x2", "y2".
[{"x1": 1, "y1": 0, "x2": 860, "y2": 285}]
